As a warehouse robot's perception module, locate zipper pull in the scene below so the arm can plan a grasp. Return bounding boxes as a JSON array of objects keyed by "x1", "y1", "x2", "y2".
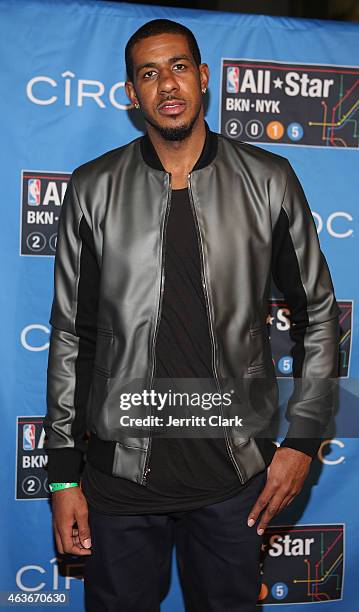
[{"x1": 143, "y1": 467, "x2": 151, "y2": 484}]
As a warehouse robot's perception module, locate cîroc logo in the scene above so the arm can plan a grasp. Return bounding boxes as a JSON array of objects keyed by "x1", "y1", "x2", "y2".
[
  {"x1": 312, "y1": 211, "x2": 353, "y2": 238},
  {"x1": 16, "y1": 557, "x2": 84, "y2": 591},
  {"x1": 318, "y1": 439, "x2": 345, "y2": 465},
  {"x1": 26, "y1": 71, "x2": 132, "y2": 109},
  {"x1": 21, "y1": 325, "x2": 50, "y2": 352}
]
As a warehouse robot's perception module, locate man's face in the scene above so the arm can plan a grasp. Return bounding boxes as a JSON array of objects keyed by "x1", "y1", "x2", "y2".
[{"x1": 125, "y1": 33, "x2": 209, "y2": 141}]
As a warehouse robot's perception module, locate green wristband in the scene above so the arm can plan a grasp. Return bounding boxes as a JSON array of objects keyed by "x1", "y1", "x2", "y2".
[{"x1": 48, "y1": 482, "x2": 79, "y2": 493}]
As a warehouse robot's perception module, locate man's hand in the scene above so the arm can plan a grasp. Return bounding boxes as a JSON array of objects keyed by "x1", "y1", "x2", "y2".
[
  {"x1": 51, "y1": 486, "x2": 92, "y2": 556},
  {"x1": 247, "y1": 447, "x2": 312, "y2": 535}
]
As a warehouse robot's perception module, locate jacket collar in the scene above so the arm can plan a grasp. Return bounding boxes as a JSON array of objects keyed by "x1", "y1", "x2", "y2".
[{"x1": 140, "y1": 122, "x2": 218, "y2": 172}]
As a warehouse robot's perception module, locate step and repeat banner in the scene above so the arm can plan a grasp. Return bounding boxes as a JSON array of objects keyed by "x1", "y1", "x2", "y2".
[{"x1": 1, "y1": 0, "x2": 358, "y2": 609}]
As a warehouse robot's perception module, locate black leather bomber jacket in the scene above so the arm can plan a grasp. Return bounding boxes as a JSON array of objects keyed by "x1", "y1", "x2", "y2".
[{"x1": 44, "y1": 128, "x2": 340, "y2": 486}]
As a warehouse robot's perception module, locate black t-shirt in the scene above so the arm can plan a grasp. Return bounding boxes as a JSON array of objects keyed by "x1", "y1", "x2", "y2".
[{"x1": 82, "y1": 186, "x2": 244, "y2": 514}]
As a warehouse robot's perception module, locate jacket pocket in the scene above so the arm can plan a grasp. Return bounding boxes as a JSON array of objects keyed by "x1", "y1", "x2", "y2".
[
  {"x1": 247, "y1": 362, "x2": 266, "y2": 375},
  {"x1": 248, "y1": 324, "x2": 267, "y2": 370},
  {"x1": 94, "y1": 329, "x2": 114, "y2": 377},
  {"x1": 249, "y1": 324, "x2": 266, "y2": 337},
  {"x1": 248, "y1": 362, "x2": 266, "y2": 372}
]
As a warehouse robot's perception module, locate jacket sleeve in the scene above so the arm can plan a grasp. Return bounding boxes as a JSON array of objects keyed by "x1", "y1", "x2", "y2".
[
  {"x1": 43, "y1": 172, "x2": 100, "y2": 482},
  {"x1": 271, "y1": 160, "x2": 340, "y2": 458}
]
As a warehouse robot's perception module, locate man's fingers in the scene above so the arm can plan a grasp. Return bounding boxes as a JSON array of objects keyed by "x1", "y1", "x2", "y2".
[
  {"x1": 247, "y1": 488, "x2": 273, "y2": 527},
  {"x1": 247, "y1": 447, "x2": 310, "y2": 533},
  {"x1": 66, "y1": 543, "x2": 92, "y2": 556},
  {"x1": 247, "y1": 473, "x2": 281, "y2": 527},
  {"x1": 53, "y1": 525, "x2": 64, "y2": 555},
  {"x1": 55, "y1": 524, "x2": 90, "y2": 555},
  {"x1": 256, "y1": 491, "x2": 298, "y2": 535},
  {"x1": 58, "y1": 525, "x2": 92, "y2": 556},
  {"x1": 247, "y1": 477, "x2": 295, "y2": 533},
  {"x1": 256, "y1": 494, "x2": 283, "y2": 535},
  {"x1": 277, "y1": 494, "x2": 296, "y2": 515},
  {"x1": 72, "y1": 535, "x2": 82, "y2": 548},
  {"x1": 72, "y1": 527, "x2": 82, "y2": 548},
  {"x1": 51, "y1": 487, "x2": 91, "y2": 555},
  {"x1": 75, "y1": 509, "x2": 92, "y2": 549}
]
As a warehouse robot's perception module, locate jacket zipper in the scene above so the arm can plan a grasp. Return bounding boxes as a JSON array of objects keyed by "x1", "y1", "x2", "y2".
[
  {"x1": 142, "y1": 174, "x2": 172, "y2": 484},
  {"x1": 187, "y1": 173, "x2": 244, "y2": 484}
]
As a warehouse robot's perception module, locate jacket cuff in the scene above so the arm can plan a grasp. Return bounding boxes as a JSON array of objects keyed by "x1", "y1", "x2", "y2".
[
  {"x1": 280, "y1": 415, "x2": 322, "y2": 458},
  {"x1": 254, "y1": 438, "x2": 277, "y2": 466},
  {"x1": 45, "y1": 448, "x2": 84, "y2": 483}
]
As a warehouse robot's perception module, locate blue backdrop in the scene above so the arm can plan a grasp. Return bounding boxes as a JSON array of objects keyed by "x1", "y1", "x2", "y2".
[{"x1": 1, "y1": 0, "x2": 358, "y2": 609}]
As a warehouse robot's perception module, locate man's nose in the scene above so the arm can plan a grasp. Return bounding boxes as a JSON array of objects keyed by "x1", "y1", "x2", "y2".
[{"x1": 157, "y1": 69, "x2": 179, "y2": 95}]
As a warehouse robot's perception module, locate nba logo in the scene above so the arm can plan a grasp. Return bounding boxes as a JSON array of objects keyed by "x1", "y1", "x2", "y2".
[
  {"x1": 28, "y1": 178, "x2": 41, "y2": 206},
  {"x1": 23, "y1": 424, "x2": 36, "y2": 450},
  {"x1": 226, "y1": 67, "x2": 239, "y2": 93}
]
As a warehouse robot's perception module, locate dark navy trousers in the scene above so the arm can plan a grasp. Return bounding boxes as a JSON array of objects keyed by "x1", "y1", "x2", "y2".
[{"x1": 84, "y1": 470, "x2": 267, "y2": 612}]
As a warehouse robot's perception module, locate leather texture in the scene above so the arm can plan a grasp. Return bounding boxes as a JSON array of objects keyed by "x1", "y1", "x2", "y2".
[{"x1": 44, "y1": 132, "x2": 340, "y2": 485}]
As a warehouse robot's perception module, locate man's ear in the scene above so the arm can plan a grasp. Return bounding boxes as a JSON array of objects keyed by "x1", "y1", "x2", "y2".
[
  {"x1": 125, "y1": 80, "x2": 139, "y2": 107},
  {"x1": 199, "y1": 63, "x2": 210, "y2": 93}
]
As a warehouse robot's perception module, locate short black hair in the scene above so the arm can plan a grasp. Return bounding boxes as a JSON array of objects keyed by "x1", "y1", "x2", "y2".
[{"x1": 125, "y1": 19, "x2": 202, "y2": 82}]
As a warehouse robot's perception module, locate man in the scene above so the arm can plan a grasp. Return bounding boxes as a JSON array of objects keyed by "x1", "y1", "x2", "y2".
[{"x1": 44, "y1": 19, "x2": 339, "y2": 612}]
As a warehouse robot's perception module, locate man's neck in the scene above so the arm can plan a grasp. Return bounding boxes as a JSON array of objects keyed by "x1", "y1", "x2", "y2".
[{"x1": 146, "y1": 117, "x2": 206, "y2": 189}]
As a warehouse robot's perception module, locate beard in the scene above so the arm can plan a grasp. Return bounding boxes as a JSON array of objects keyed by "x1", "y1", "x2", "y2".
[{"x1": 144, "y1": 104, "x2": 202, "y2": 141}]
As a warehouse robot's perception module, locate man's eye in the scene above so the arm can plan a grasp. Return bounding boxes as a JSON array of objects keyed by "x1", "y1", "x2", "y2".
[
  {"x1": 173, "y1": 64, "x2": 186, "y2": 70},
  {"x1": 143, "y1": 70, "x2": 157, "y2": 79}
]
